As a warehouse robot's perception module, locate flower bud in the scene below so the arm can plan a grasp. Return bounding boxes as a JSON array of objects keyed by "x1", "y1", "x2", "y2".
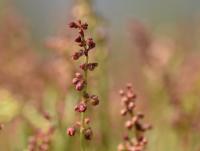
[
  {"x1": 75, "y1": 81, "x2": 85, "y2": 91},
  {"x1": 75, "y1": 72, "x2": 82, "y2": 79},
  {"x1": 67, "y1": 127, "x2": 76, "y2": 136},
  {"x1": 87, "y1": 38, "x2": 96, "y2": 49},
  {"x1": 84, "y1": 118, "x2": 90, "y2": 124},
  {"x1": 81, "y1": 23, "x2": 88, "y2": 30},
  {"x1": 117, "y1": 144, "x2": 125, "y2": 151},
  {"x1": 69, "y1": 22, "x2": 78, "y2": 28},
  {"x1": 121, "y1": 96, "x2": 129, "y2": 104},
  {"x1": 88, "y1": 63, "x2": 98, "y2": 71},
  {"x1": 119, "y1": 89, "x2": 125, "y2": 96},
  {"x1": 128, "y1": 102, "x2": 135, "y2": 110},
  {"x1": 83, "y1": 128, "x2": 93, "y2": 140},
  {"x1": 75, "y1": 36, "x2": 82, "y2": 43},
  {"x1": 90, "y1": 95, "x2": 100, "y2": 106},
  {"x1": 72, "y1": 77, "x2": 79, "y2": 85},
  {"x1": 120, "y1": 109, "x2": 127, "y2": 116},
  {"x1": 125, "y1": 120, "x2": 133, "y2": 130},
  {"x1": 80, "y1": 63, "x2": 88, "y2": 71},
  {"x1": 75, "y1": 103, "x2": 87, "y2": 112}
]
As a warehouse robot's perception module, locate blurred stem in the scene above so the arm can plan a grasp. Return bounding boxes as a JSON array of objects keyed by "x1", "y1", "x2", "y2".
[{"x1": 80, "y1": 112, "x2": 85, "y2": 151}]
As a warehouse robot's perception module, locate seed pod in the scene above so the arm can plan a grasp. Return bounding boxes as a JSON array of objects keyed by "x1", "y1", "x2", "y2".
[
  {"x1": 75, "y1": 103, "x2": 87, "y2": 112},
  {"x1": 69, "y1": 22, "x2": 78, "y2": 28},
  {"x1": 67, "y1": 127, "x2": 76, "y2": 136},
  {"x1": 90, "y1": 95, "x2": 100, "y2": 106},
  {"x1": 120, "y1": 109, "x2": 127, "y2": 116},
  {"x1": 84, "y1": 118, "x2": 90, "y2": 125},
  {"x1": 87, "y1": 38, "x2": 96, "y2": 49},
  {"x1": 81, "y1": 23, "x2": 88, "y2": 30},
  {"x1": 75, "y1": 36, "x2": 82, "y2": 43},
  {"x1": 125, "y1": 120, "x2": 133, "y2": 130},
  {"x1": 83, "y1": 128, "x2": 93, "y2": 140}
]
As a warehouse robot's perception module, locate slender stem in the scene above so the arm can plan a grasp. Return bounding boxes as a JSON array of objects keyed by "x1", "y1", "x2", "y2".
[
  {"x1": 80, "y1": 112, "x2": 85, "y2": 151},
  {"x1": 80, "y1": 47, "x2": 89, "y2": 151}
]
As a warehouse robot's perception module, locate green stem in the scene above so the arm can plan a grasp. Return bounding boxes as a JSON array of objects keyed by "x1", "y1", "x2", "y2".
[
  {"x1": 80, "y1": 49, "x2": 89, "y2": 151},
  {"x1": 80, "y1": 112, "x2": 85, "y2": 151}
]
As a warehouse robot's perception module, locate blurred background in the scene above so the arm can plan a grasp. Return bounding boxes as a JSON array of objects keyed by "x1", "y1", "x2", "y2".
[{"x1": 0, "y1": 0, "x2": 200, "y2": 150}]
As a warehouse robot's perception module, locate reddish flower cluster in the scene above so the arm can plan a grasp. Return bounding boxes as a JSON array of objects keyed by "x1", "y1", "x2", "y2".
[
  {"x1": 27, "y1": 126, "x2": 55, "y2": 151},
  {"x1": 67, "y1": 20, "x2": 100, "y2": 141},
  {"x1": 118, "y1": 84, "x2": 152, "y2": 151}
]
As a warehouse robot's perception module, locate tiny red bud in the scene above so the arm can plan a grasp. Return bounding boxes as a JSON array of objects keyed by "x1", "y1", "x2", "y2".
[
  {"x1": 75, "y1": 72, "x2": 82, "y2": 79},
  {"x1": 120, "y1": 109, "x2": 127, "y2": 116},
  {"x1": 69, "y1": 22, "x2": 78, "y2": 28},
  {"x1": 90, "y1": 95, "x2": 100, "y2": 106},
  {"x1": 87, "y1": 38, "x2": 96, "y2": 49},
  {"x1": 119, "y1": 89, "x2": 125, "y2": 96},
  {"x1": 83, "y1": 128, "x2": 93, "y2": 140},
  {"x1": 84, "y1": 118, "x2": 90, "y2": 124},
  {"x1": 88, "y1": 63, "x2": 98, "y2": 71},
  {"x1": 72, "y1": 78, "x2": 79, "y2": 85},
  {"x1": 81, "y1": 23, "x2": 88, "y2": 30},
  {"x1": 67, "y1": 127, "x2": 76, "y2": 136},
  {"x1": 72, "y1": 52, "x2": 80, "y2": 60},
  {"x1": 80, "y1": 63, "x2": 88, "y2": 71},
  {"x1": 75, "y1": 36, "x2": 82, "y2": 43},
  {"x1": 79, "y1": 29, "x2": 84, "y2": 37},
  {"x1": 75, "y1": 103, "x2": 87, "y2": 112},
  {"x1": 127, "y1": 102, "x2": 135, "y2": 110},
  {"x1": 125, "y1": 120, "x2": 133, "y2": 130}
]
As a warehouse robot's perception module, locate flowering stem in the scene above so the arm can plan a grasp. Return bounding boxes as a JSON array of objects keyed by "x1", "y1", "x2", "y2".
[{"x1": 68, "y1": 20, "x2": 98, "y2": 150}]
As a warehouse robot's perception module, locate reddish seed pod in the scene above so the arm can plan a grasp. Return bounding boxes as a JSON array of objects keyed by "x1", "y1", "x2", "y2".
[
  {"x1": 136, "y1": 112, "x2": 144, "y2": 119},
  {"x1": 128, "y1": 102, "x2": 135, "y2": 110},
  {"x1": 69, "y1": 22, "x2": 78, "y2": 28},
  {"x1": 90, "y1": 95, "x2": 100, "y2": 106},
  {"x1": 75, "y1": 81, "x2": 85, "y2": 91},
  {"x1": 125, "y1": 120, "x2": 133, "y2": 130},
  {"x1": 118, "y1": 144, "x2": 125, "y2": 151},
  {"x1": 135, "y1": 122, "x2": 145, "y2": 132},
  {"x1": 84, "y1": 118, "x2": 90, "y2": 124},
  {"x1": 67, "y1": 127, "x2": 76, "y2": 136},
  {"x1": 123, "y1": 134, "x2": 130, "y2": 141},
  {"x1": 87, "y1": 38, "x2": 96, "y2": 49},
  {"x1": 121, "y1": 96, "x2": 129, "y2": 104},
  {"x1": 127, "y1": 92, "x2": 136, "y2": 99},
  {"x1": 72, "y1": 77, "x2": 79, "y2": 85},
  {"x1": 42, "y1": 111, "x2": 51, "y2": 121},
  {"x1": 80, "y1": 63, "x2": 88, "y2": 71},
  {"x1": 75, "y1": 72, "x2": 82, "y2": 79},
  {"x1": 120, "y1": 109, "x2": 127, "y2": 116},
  {"x1": 83, "y1": 92, "x2": 90, "y2": 99},
  {"x1": 132, "y1": 116, "x2": 139, "y2": 124},
  {"x1": 81, "y1": 23, "x2": 88, "y2": 30},
  {"x1": 119, "y1": 89, "x2": 125, "y2": 96},
  {"x1": 79, "y1": 29, "x2": 84, "y2": 37},
  {"x1": 144, "y1": 124, "x2": 152, "y2": 130},
  {"x1": 126, "y1": 83, "x2": 132, "y2": 89},
  {"x1": 75, "y1": 103, "x2": 87, "y2": 112},
  {"x1": 75, "y1": 36, "x2": 82, "y2": 43},
  {"x1": 72, "y1": 52, "x2": 80, "y2": 60},
  {"x1": 83, "y1": 128, "x2": 93, "y2": 140},
  {"x1": 88, "y1": 63, "x2": 98, "y2": 71}
]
